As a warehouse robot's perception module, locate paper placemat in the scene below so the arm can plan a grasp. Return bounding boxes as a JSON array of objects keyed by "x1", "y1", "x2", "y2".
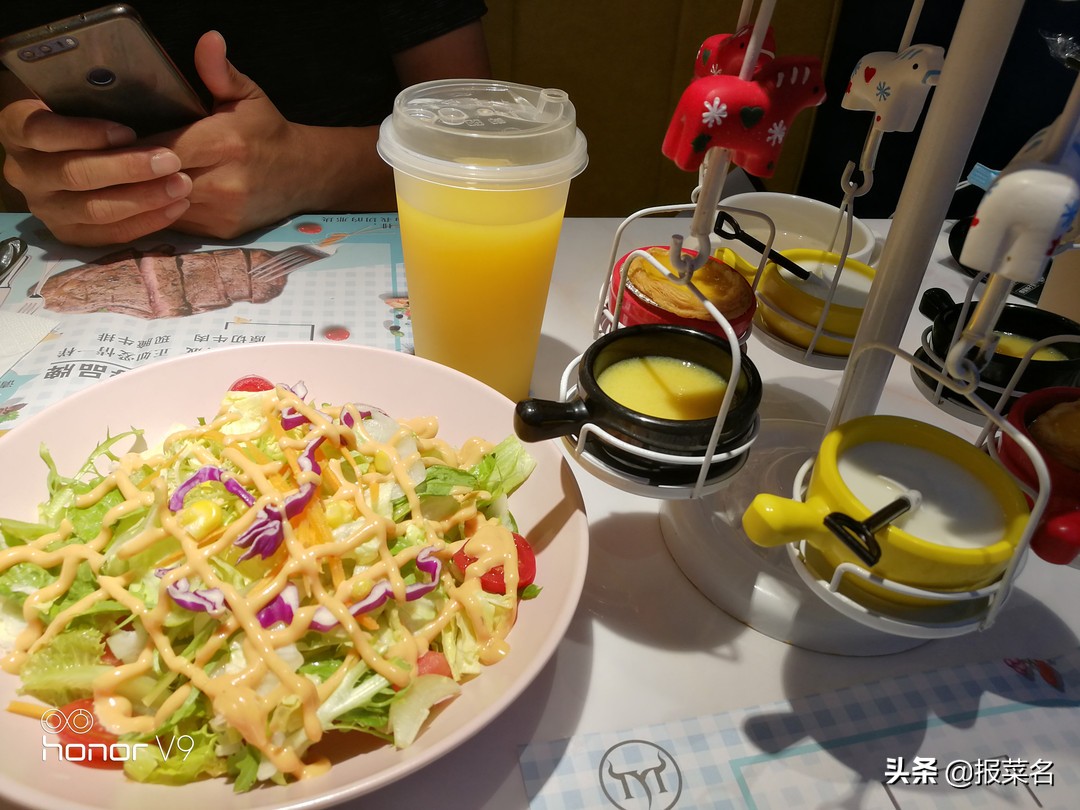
[
  {"x1": 0, "y1": 214, "x2": 409, "y2": 431},
  {"x1": 520, "y1": 648, "x2": 1080, "y2": 809},
  {"x1": 0, "y1": 311, "x2": 58, "y2": 379}
]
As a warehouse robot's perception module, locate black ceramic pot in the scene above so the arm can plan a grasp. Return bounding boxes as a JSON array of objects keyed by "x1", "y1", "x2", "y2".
[
  {"x1": 514, "y1": 324, "x2": 762, "y2": 465},
  {"x1": 919, "y1": 287, "x2": 1080, "y2": 393}
]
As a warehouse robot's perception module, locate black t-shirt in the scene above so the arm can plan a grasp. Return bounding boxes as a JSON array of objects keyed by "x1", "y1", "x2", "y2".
[{"x1": 1, "y1": 1, "x2": 488, "y2": 126}]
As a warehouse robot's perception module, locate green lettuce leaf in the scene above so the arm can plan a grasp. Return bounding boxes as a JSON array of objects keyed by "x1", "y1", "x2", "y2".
[
  {"x1": 43, "y1": 560, "x2": 126, "y2": 624},
  {"x1": 0, "y1": 562, "x2": 54, "y2": 607},
  {"x1": 18, "y1": 626, "x2": 110, "y2": 706},
  {"x1": 470, "y1": 435, "x2": 536, "y2": 502},
  {"x1": 316, "y1": 660, "x2": 394, "y2": 733},
  {"x1": 0, "y1": 518, "x2": 52, "y2": 548},
  {"x1": 227, "y1": 744, "x2": 262, "y2": 793},
  {"x1": 124, "y1": 723, "x2": 226, "y2": 786},
  {"x1": 389, "y1": 674, "x2": 459, "y2": 748}
]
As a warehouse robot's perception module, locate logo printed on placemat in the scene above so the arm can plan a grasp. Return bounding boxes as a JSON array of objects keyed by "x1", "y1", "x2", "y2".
[{"x1": 598, "y1": 739, "x2": 683, "y2": 809}]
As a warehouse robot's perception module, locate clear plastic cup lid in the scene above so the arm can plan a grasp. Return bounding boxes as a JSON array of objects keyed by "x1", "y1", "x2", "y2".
[{"x1": 377, "y1": 79, "x2": 588, "y2": 188}]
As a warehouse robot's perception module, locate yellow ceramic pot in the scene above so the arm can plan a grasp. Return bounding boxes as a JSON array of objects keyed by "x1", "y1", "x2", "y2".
[
  {"x1": 757, "y1": 249, "x2": 876, "y2": 356},
  {"x1": 742, "y1": 415, "x2": 1030, "y2": 607},
  {"x1": 712, "y1": 246, "x2": 761, "y2": 284}
]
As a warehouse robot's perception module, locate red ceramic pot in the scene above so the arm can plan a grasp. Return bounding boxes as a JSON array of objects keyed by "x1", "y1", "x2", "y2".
[
  {"x1": 998, "y1": 386, "x2": 1080, "y2": 564},
  {"x1": 608, "y1": 246, "x2": 755, "y2": 343}
]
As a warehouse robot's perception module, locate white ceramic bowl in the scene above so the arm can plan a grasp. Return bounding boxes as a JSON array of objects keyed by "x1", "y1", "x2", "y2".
[
  {"x1": 719, "y1": 191, "x2": 877, "y2": 266},
  {"x1": 0, "y1": 342, "x2": 589, "y2": 810}
]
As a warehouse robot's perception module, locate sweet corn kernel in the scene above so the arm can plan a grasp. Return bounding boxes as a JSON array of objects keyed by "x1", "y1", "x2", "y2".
[
  {"x1": 324, "y1": 500, "x2": 358, "y2": 528},
  {"x1": 179, "y1": 499, "x2": 223, "y2": 540},
  {"x1": 352, "y1": 579, "x2": 373, "y2": 600},
  {"x1": 374, "y1": 449, "x2": 394, "y2": 475}
]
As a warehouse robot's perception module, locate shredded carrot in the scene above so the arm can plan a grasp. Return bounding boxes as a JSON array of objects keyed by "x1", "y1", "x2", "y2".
[
  {"x1": 329, "y1": 557, "x2": 345, "y2": 589},
  {"x1": 269, "y1": 472, "x2": 292, "y2": 493},
  {"x1": 295, "y1": 519, "x2": 316, "y2": 548},
  {"x1": 305, "y1": 502, "x2": 335, "y2": 544},
  {"x1": 357, "y1": 614, "x2": 378, "y2": 631},
  {"x1": 196, "y1": 429, "x2": 228, "y2": 446},
  {"x1": 7, "y1": 700, "x2": 48, "y2": 720},
  {"x1": 320, "y1": 461, "x2": 342, "y2": 494},
  {"x1": 155, "y1": 549, "x2": 185, "y2": 568},
  {"x1": 238, "y1": 441, "x2": 271, "y2": 465}
]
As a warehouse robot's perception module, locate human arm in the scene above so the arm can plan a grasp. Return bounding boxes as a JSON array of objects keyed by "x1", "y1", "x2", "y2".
[
  {"x1": 0, "y1": 17, "x2": 490, "y2": 245},
  {"x1": 160, "y1": 22, "x2": 491, "y2": 239}
]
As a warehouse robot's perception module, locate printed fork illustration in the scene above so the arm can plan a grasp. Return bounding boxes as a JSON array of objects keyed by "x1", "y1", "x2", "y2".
[
  {"x1": 18, "y1": 265, "x2": 57, "y2": 314},
  {"x1": 249, "y1": 243, "x2": 338, "y2": 282},
  {"x1": 248, "y1": 222, "x2": 390, "y2": 282}
]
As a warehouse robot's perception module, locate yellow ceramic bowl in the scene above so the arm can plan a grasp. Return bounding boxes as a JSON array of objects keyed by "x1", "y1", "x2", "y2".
[
  {"x1": 742, "y1": 415, "x2": 1030, "y2": 607},
  {"x1": 757, "y1": 249, "x2": 876, "y2": 356}
]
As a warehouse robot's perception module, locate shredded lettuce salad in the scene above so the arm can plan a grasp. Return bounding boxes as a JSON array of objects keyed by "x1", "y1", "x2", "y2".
[{"x1": 0, "y1": 378, "x2": 537, "y2": 790}]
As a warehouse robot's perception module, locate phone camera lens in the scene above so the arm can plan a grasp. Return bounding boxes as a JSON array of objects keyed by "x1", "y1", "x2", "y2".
[{"x1": 86, "y1": 68, "x2": 116, "y2": 87}]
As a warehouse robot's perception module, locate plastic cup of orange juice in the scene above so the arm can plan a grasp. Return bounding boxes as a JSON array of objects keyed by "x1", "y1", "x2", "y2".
[{"x1": 377, "y1": 80, "x2": 588, "y2": 401}]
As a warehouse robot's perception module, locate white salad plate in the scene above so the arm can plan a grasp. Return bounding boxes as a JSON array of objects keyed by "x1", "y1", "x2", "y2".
[{"x1": 0, "y1": 342, "x2": 589, "y2": 810}]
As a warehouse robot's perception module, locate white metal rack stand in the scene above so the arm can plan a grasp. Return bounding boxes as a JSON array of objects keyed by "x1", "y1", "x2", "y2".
[{"x1": 549, "y1": 0, "x2": 1074, "y2": 655}]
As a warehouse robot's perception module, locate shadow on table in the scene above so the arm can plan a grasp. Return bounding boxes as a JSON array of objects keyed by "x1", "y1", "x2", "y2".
[
  {"x1": 578, "y1": 510, "x2": 751, "y2": 656},
  {"x1": 740, "y1": 590, "x2": 1079, "y2": 806},
  {"x1": 756, "y1": 377, "x2": 835, "y2": 426},
  {"x1": 532, "y1": 333, "x2": 583, "y2": 401}
]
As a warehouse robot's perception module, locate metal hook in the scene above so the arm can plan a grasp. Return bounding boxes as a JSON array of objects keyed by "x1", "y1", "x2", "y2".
[
  {"x1": 840, "y1": 160, "x2": 874, "y2": 197},
  {"x1": 839, "y1": 125, "x2": 885, "y2": 199},
  {"x1": 667, "y1": 233, "x2": 707, "y2": 280},
  {"x1": 669, "y1": 146, "x2": 731, "y2": 278}
]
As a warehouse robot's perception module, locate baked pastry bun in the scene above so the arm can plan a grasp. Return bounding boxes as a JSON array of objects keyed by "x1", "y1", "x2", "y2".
[
  {"x1": 1031, "y1": 399, "x2": 1080, "y2": 471},
  {"x1": 626, "y1": 247, "x2": 754, "y2": 321}
]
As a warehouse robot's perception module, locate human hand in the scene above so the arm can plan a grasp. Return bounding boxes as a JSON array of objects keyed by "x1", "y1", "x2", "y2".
[
  {"x1": 155, "y1": 31, "x2": 311, "y2": 239},
  {"x1": 0, "y1": 98, "x2": 193, "y2": 246}
]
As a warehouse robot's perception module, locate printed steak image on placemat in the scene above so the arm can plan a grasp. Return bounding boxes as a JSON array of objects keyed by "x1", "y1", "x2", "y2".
[{"x1": 39, "y1": 247, "x2": 285, "y2": 319}]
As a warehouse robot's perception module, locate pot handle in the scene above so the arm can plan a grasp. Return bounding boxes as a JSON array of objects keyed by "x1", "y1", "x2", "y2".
[
  {"x1": 742, "y1": 493, "x2": 831, "y2": 548},
  {"x1": 918, "y1": 287, "x2": 956, "y2": 321},
  {"x1": 514, "y1": 398, "x2": 592, "y2": 443}
]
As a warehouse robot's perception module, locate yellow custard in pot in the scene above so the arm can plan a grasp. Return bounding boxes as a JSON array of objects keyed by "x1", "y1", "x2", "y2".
[
  {"x1": 597, "y1": 356, "x2": 728, "y2": 420},
  {"x1": 993, "y1": 331, "x2": 1069, "y2": 361}
]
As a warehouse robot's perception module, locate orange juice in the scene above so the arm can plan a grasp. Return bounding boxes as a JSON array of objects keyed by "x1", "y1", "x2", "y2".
[
  {"x1": 377, "y1": 79, "x2": 588, "y2": 399},
  {"x1": 395, "y1": 180, "x2": 570, "y2": 400}
]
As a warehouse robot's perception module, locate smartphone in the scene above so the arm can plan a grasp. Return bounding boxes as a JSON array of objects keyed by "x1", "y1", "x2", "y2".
[{"x1": 0, "y1": 4, "x2": 207, "y2": 135}]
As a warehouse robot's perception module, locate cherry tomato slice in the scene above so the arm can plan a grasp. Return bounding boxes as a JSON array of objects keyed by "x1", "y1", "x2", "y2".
[
  {"x1": 392, "y1": 650, "x2": 454, "y2": 690},
  {"x1": 229, "y1": 374, "x2": 274, "y2": 392},
  {"x1": 416, "y1": 650, "x2": 453, "y2": 679},
  {"x1": 48, "y1": 698, "x2": 124, "y2": 769},
  {"x1": 452, "y1": 532, "x2": 536, "y2": 594}
]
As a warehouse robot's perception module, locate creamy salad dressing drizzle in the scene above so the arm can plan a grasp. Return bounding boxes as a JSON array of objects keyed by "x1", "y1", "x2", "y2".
[{"x1": 0, "y1": 386, "x2": 524, "y2": 783}]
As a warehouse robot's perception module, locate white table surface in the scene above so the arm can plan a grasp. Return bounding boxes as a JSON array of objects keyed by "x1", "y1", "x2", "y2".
[{"x1": 353, "y1": 216, "x2": 1080, "y2": 809}]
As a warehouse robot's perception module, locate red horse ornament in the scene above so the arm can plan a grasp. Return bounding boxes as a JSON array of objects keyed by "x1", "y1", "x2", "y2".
[
  {"x1": 664, "y1": 50, "x2": 825, "y2": 178},
  {"x1": 694, "y1": 24, "x2": 777, "y2": 78}
]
